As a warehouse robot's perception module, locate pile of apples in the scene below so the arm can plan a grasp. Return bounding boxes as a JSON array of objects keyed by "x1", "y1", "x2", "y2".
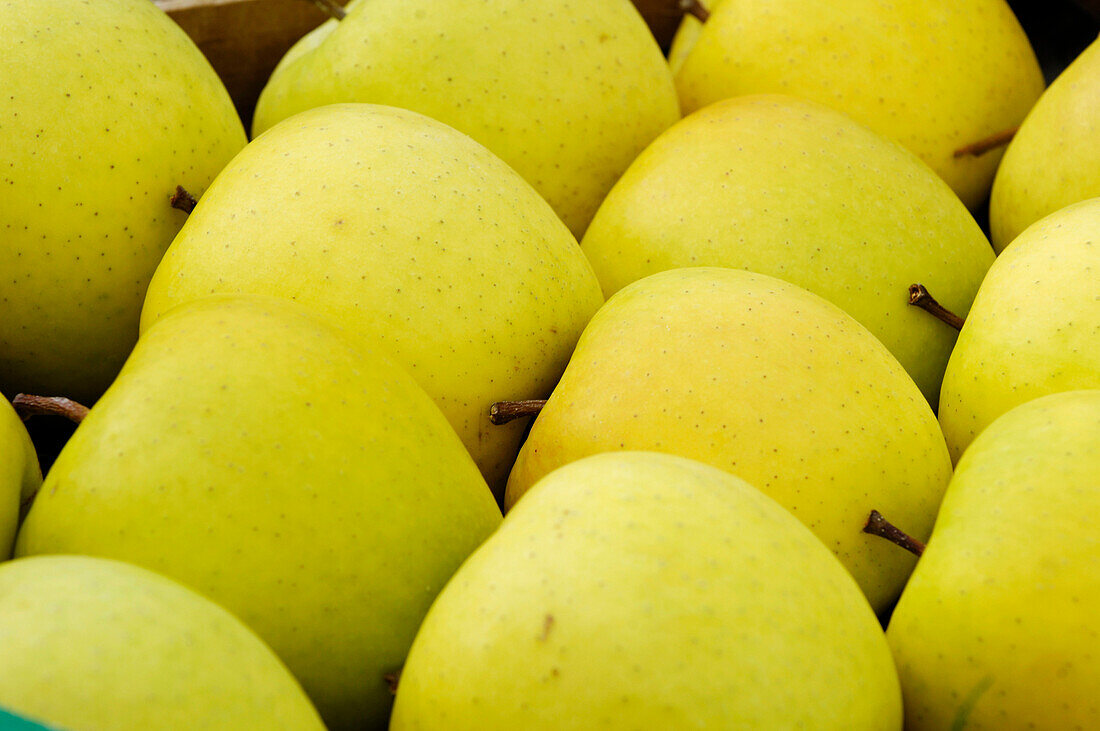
[{"x1": 1, "y1": 0, "x2": 1098, "y2": 728}]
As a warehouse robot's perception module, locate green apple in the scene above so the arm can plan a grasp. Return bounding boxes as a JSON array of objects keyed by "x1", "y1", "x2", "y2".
[
  {"x1": 670, "y1": 0, "x2": 1043, "y2": 208},
  {"x1": 16, "y1": 295, "x2": 502, "y2": 730},
  {"x1": 0, "y1": 0, "x2": 246, "y2": 402},
  {"x1": 580, "y1": 95, "x2": 995, "y2": 404},
  {"x1": 393, "y1": 451, "x2": 902, "y2": 729},
  {"x1": 887, "y1": 390, "x2": 1100, "y2": 729},
  {"x1": 0, "y1": 394, "x2": 40, "y2": 559},
  {"x1": 251, "y1": 0, "x2": 680, "y2": 236},
  {"x1": 990, "y1": 38, "x2": 1100, "y2": 251},
  {"x1": 142, "y1": 103, "x2": 604, "y2": 493},
  {"x1": 506, "y1": 267, "x2": 952, "y2": 613},
  {"x1": 938, "y1": 197, "x2": 1100, "y2": 461},
  {"x1": 0, "y1": 555, "x2": 324, "y2": 730}
]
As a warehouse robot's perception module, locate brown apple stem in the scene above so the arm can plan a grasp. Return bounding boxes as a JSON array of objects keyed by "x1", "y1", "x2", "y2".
[
  {"x1": 383, "y1": 670, "x2": 401, "y2": 695},
  {"x1": 170, "y1": 185, "x2": 197, "y2": 214},
  {"x1": 679, "y1": 0, "x2": 711, "y2": 22},
  {"x1": 952, "y1": 126, "x2": 1019, "y2": 158},
  {"x1": 489, "y1": 399, "x2": 547, "y2": 425},
  {"x1": 908, "y1": 284, "x2": 964, "y2": 331},
  {"x1": 310, "y1": 0, "x2": 347, "y2": 20},
  {"x1": 19, "y1": 491, "x2": 38, "y2": 513},
  {"x1": 863, "y1": 510, "x2": 925, "y2": 557},
  {"x1": 11, "y1": 394, "x2": 89, "y2": 424}
]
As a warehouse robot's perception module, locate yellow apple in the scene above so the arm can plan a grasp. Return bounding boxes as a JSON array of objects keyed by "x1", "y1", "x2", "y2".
[
  {"x1": 888, "y1": 390, "x2": 1100, "y2": 729},
  {"x1": 394, "y1": 452, "x2": 902, "y2": 729},
  {"x1": 938, "y1": 197, "x2": 1100, "y2": 461},
  {"x1": 0, "y1": 394, "x2": 40, "y2": 559},
  {"x1": 671, "y1": 0, "x2": 1044, "y2": 208},
  {"x1": 16, "y1": 295, "x2": 501, "y2": 730},
  {"x1": 142, "y1": 104, "x2": 604, "y2": 493},
  {"x1": 0, "y1": 555, "x2": 324, "y2": 730},
  {"x1": 506, "y1": 267, "x2": 952, "y2": 613},
  {"x1": 252, "y1": 0, "x2": 680, "y2": 236},
  {"x1": 990, "y1": 38, "x2": 1100, "y2": 251},
  {"x1": 581, "y1": 95, "x2": 994, "y2": 404},
  {"x1": 0, "y1": 0, "x2": 246, "y2": 401}
]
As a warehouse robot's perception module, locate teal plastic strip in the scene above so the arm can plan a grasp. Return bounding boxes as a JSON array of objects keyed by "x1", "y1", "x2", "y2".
[{"x1": 0, "y1": 707, "x2": 60, "y2": 731}]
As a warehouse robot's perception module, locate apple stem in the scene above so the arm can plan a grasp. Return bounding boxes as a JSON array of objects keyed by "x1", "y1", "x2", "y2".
[
  {"x1": 11, "y1": 394, "x2": 89, "y2": 425},
  {"x1": 863, "y1": 510, "x2": 925, "y2": 557},
  {"x1": 952, "y1": 126, "x2": 1019, "y2": 158},
  {"x1": 384, "y1": 670, "x2": 401, "y2": 695},
  {"x1": 908, "y1": 284, "x2": 964, "y2": 331},
  {"x1": 489, "y1": 399, "x2": 546, "y2": 425},
  {"x1": 679, "y1": 0, "x2": 711, "y2": 22},
  {"x1": 170, "y1": 185, "x2": 197, "y2": 214},
  {"x1": 310, "y1": 0, "x2": 347, "y2": 20}
]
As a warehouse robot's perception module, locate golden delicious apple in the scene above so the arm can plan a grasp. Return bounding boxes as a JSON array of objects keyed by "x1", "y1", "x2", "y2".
[
  {"x1": 142, "y1": 104, "x2": 604, "y2": 493},
  {"x1": 251, "y1": 0, "x2": 680, "y2": 235},
  {"x1": 990, "y1": 38, "x2": 1100, "y2": 251},
  {"x1": 0, "y1": 0, "x2": 246, "y2": 402},
  {"x1": 506, "y1": 267, "x2": 952, "y2": 613},
  {"x1": 0, "y1": 555, "x2": 324, "y2": 730},
  {"x1": 671, "y1": 0, "x2": 1044, "y2": 208},
  {"x1": 939, "y1": 197, "x2": 1100, "y2": 461},
  {"x1": 0, "y1": 394, "x2": 40, "y2": 559},
  {"x1": 393, "y1": 452, "x2": 902, "y2": 729},
  {"x1": 581, "y1": 95, "x2": 995, "y2": 404},
  {"x1": 887, "y1": 390, "x2": 1100, "y2": 729},
  {"x1": 16, "y1": 296, "x2": 502, "y2": 730}
]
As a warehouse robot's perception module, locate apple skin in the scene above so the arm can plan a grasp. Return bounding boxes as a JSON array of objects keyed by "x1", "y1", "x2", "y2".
[
  {"x1": 670, "y1": 0, "x2": 1044, "y2": 209},
  {"x1": 394, "y1": 451, "x2": 902, "y2": 730},
  {"x1": 581, "y1": 94, "x2": 995, "y2": 405},
  {"x1": 506, "y1": 267, "x2": 952, "y2": 614},
  {"x1": 0, "y1": 555, "x2": 325, "y2": 730},
  {"x1": 888, "y1": 390, "x2": 1100, "y2": 729},
  {"x1": 0, "y1": 0, "x2": 246, "y2": 402},
  {"x1": 938, "y1": 197, "x2": 1100, "y2": 462},
  {"x1": 990, "y1": 38, "x2": 1100, "y2": 252},
  {"x1": 142, "y1": 103, "x2": 604, "y2": 494},
  {"x1": 251, "y1": 0, "x2": 680, "y2": 236},
  {"x1": 0, "y1": 394, "x2": 40, "y2": 559},
  {"x1": 16, "y1": 295, "x2": 502, "y2": 730}
]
